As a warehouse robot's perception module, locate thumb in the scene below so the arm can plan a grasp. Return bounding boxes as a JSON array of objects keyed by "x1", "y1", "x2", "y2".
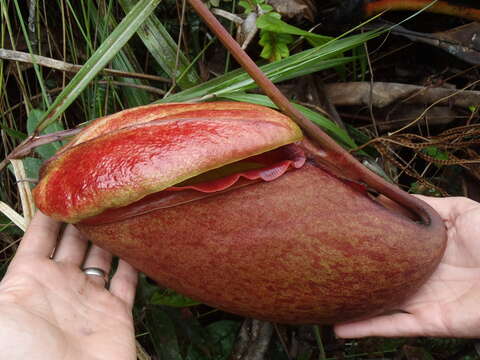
[
  {"x1": 413, "y1": 195, "x2": 479, "y2": 221},
  {"x1": 334, "y1": 312, "x2": 428, "y2": 338}
]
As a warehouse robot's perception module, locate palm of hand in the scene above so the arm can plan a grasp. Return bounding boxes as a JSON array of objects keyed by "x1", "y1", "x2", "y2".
[
  {"x1": 399, "y1": 197, "x2": 480, "y2": 337},
  {"x1": 335, "y1": 196, "x2": 480, "y2": 338},
  {"x1": 0, "y1": 213, "x2": 138, "y2": 360}
]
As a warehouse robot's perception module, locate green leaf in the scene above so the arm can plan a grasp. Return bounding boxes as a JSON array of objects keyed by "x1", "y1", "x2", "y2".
[
  {"x1": 27, "y1": 109, "x2": 64, "y2": 159},
  {"x1": 259, "y1": 30, "x2": 293, "y2": 62},
  {"x1": 410, "y1": 181, "x2": 443, "y2": 197},
  {"x1": 186, "y1": 320, "x2": 240, "y2": 360},
  {"x1": 205, "y1": 320, "x2": 240, "y2": 360},
  {"x1": 0, "y1": 124, "x2": 26, "y2": 141},
  {"x1": 23, "y1": 157, "x2": 43, "y2": 181},
  {"x1": 160, "y1": 31, "x2": 379, "y2": 103},
  {"x1": 35, "y1": 0, "x2": 163, "y2": 132},
  {"x1": 150, "y1": 288, "x2": 201, "y2": 307},
  {"x1": 256, "y1": 14, "x2": 331, "y2": 47},
  {"x1": 119, "y1": 0, "x2": 200, "y2": 89},
  {"x1": 422, "y1": 146, "x2": 449, "y2": 161},
  {"x1": 6, "y1": 157, "x2": 42, "y2": 189},
  {"x1": 259, "y1": 4, "x2": 273, "y2": 12},
  {"x1": 165, "y1": 309, "x2": 208, "y2": 356},
  {"x1": 146, "y1": 307, "x2": 183, "y2": 360},
  {"x1": 238, "y1": 0, "x2": 253, "y2": 13}
]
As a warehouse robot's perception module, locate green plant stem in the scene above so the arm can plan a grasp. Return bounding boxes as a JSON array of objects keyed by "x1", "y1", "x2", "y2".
[
  {"x1": 224, "y1": 0, "x2": 237, "y2": 74},
  {"x1": 163, "y1": 37, "x2": 216, "y2": 98},
  {"x1": 313, "y1": 325, "x2": 326, "y2": 360},
  {"x1": 13, "y1": 0, "x2": 51, "y2": 109},
  {"x1": 1, "y1": 0, "x2": 31, "y2": 111}
]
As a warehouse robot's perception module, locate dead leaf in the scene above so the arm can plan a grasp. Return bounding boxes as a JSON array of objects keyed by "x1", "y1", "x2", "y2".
[
  {"x1": 268, "y1": 0, "x2": 317, "y2": 21},
  {"x1": 384, "y1": 21, "x2": 480, "y2": 65},
  {"x1": 324, "y1": 81, "x2": 480, "y2": 109}
]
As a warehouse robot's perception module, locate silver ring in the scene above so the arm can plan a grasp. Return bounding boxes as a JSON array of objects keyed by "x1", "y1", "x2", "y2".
[{"x1": 83, "y1": 267, "x2": 108, "y2": 285}]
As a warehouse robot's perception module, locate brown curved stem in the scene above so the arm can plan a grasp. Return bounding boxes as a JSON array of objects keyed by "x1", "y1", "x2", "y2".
[
  {"x1": 364, "y1": 0, "x2": 480, "y2": 22},
  {"x1": 0, "y1": 128, "x2": 82, "y2": 172},
  {"x1": 187, "y1": 0, "x2": 445, "y2": 233}
]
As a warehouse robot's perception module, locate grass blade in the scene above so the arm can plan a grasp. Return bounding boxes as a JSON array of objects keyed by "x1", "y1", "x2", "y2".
[
  {"x1": 35, "y1": 0, "x2": 163, "y2": 132},
  {"x1": 87, "y1": 0, "x2": 152, "y2": 107},
  {"x1": 119, "y1": 0, "x2": 200, "y2": 89},
  {"x1": 0, "y1": 201, "x2": 26, "y2": 231},
  {"x1": 256, "y1": 14, "x2": 331, "y2": 47},
  {"x1": 159, "y1": 31, "x2": 379, "y2": 103},
  {"x1": 12, "y1": 0, "x2": 50, "y2": 108}
]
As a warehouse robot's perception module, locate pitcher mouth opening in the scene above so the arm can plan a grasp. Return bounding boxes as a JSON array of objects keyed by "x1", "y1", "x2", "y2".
[{"x1": 81, "y1": 143, "x2": 307, "y2": 225}]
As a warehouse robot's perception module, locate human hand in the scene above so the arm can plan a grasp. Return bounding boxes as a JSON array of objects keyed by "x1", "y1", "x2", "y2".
[
  {"x1": 0, "y1": 212, "x2": 138, "y2": 360},
  {"x1": 335, "y1": 196, "x2": 480, "y2": 338}
]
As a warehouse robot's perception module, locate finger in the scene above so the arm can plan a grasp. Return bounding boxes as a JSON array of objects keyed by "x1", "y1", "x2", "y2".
[
  {"x1": 334, "y1": 313, "x2": 428, "y2": 338},
  {"x1": 52, "y1": 225, "x2": 89, "y2": 265},
  {"x1": 109, "y1": 260, "x2": 138, "y2": 308},
  {"x1": 82, "y1": 245, "x2": 112, "y2": 287},
  {"x1": 16, "y1": 211, "x2": 62, "y2": 258},
  {"x1": 414, "y1": 195, "x2": 479, "y2": 221}
]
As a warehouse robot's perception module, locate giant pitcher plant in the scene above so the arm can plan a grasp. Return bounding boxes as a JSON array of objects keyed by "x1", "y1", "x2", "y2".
[{"x1": 33, "y1": 0, "x2": 447, "y2": 323}]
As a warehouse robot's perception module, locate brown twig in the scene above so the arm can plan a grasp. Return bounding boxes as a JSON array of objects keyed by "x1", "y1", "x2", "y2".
[
  {"x1": 0, "y1": 128, "x2": 82, "y2": 171},
  {"x1": 389, "y1": 79, "x2": 480, "y2": 135},
  {"x1": 135, "y1": 340, "x2": 152, "y2": 360},
  {"x1": 364, "y1": 0, "x2": 480, "y2": 22},
  {"x1": 97, "y1": 80, "x2": 166, "y2": 95},
  {"x1": 230, "y1": 319, "x2": 273, "y2": 360},
  {"x1": 3, "y1": 80, "x2": 165, "y2": 118},
  {"x1": 352, "y1": 123, "x2": 480, "y2": 194},
  {"x1": 0, "y1": 48, "x2": 171, "y2": 83}
]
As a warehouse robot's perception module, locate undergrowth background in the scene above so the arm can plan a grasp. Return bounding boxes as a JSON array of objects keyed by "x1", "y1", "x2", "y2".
[{"x1": 1, "y1": 0, "x2": 479, "y2": 359}]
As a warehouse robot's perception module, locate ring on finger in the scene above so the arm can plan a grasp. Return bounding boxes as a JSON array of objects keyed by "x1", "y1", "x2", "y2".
[{"x1": 83, "y1": 267, "x2": 109, "y2": 287}]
